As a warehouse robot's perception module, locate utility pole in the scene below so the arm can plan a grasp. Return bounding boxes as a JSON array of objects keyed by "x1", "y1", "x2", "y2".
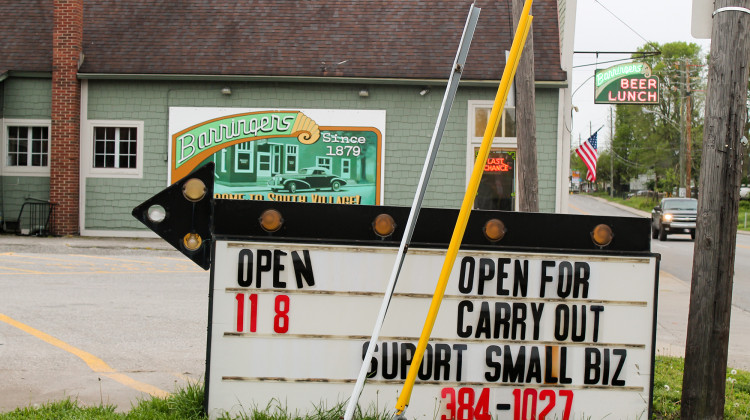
[
  {"x1": 610, "y1": 107, "x2": 614, "y2": 198},
  {"x1": 679, "y1": 59, "x2": 688, "y2": 197},
  {"x1": 681, "y1": 0, "x2": 750, "y2": 418},
  {"x1": 685, "y1": 61, "x2": 700, "y2": 198},
  {"x1": 685, "y1": 86, "x2": 693, "y2": 198},
  {"x1": 512, "y1": 0, "x2": 539, "y2": 211}
]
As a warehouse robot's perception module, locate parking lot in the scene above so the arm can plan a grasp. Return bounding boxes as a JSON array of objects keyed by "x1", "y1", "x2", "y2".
[{"x1": 0, "y1": 235, "x2": 208, "y2": 412}]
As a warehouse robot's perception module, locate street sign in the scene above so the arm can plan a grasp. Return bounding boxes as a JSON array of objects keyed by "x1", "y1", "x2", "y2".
[
  {"x1": 133, "y1": 163, "x2": 660, "y2": 419},
  {"x1": 692, "y1": 0, "x2": 712, "y2": 39}
]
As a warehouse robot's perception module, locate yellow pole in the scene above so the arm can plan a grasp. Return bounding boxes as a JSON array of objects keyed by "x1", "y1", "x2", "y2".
[{"x1": 394, "y1": 0, "x2": 534, "y2": 415}]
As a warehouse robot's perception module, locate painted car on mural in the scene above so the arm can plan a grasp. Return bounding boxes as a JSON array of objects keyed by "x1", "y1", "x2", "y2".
[{"x1": 268, "y1": 167, "x2": 347, "y2": 193}]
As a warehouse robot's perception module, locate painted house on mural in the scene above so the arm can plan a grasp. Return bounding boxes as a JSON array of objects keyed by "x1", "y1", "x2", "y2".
[{"x1": 0, "y1": 0, "x2": 576, "y2": 237}]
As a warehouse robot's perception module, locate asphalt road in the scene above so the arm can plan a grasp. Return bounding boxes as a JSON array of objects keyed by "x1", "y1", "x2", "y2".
[
  {"x1": 2, "y1": 198, "x2": 750, "y2": 413},
  {"x1": 568, "y1": 193, "x2": 750, "y2": 370},
  {"x1": 0, "y1": 236, "x2": 209, "y2": 412}
]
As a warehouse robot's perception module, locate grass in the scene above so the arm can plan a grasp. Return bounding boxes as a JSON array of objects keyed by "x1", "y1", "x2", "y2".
[
  {"x1": 653, "y1": 356, "x2": 750, "y2": 419},
  {"x1": 2, "y1": 358, "x2": 749, "y2": 419},
  {"x1": 0, "y1": 380, "x2": 205, "y2": 420}
]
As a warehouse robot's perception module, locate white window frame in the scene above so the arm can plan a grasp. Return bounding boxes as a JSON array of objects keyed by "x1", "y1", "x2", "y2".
[
  {"x1": 270, "y1": 144, "x2": 282, "y2": 174},
  {"x1": 467, "y1": 100, "x2": 518, "y2": 211},
  {"x1": 257, "y1": 152, "x2": 271, "y2": 177},
  {"x1": 285, "y1": 144, "x2": 298, "y2": 173},
  {"x1": 316, "y1": 156, "x2": 332, "y2": 171},
  {"x1": 234, "y1": 141, "x2": 254, "y2": 173},
  {"x1": 220, "y1": 148, "x2": 228, "y2": 173},
  {"x1": 341, "y1": 159, "x2": 351, "y2": 178},
  {"x1": 84, "y1": 120, "x2": 144, "y2": 178},
  {"x1": 1, "y1": 119, "x2": 51, "y2": 176}
]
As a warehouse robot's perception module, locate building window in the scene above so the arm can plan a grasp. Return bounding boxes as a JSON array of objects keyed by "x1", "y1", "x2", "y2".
[
  {"x1": 474, "y1": 148, "x2": 516, "y2": 211},
  {"x1": 235, "y1": 141, "x2": 253, "y2": 173},
  {"x1": 341, "y1": 159, "x2": 351, "y2": 178},
  {"x1": 257, "y1": 153, "x2": 271, "y2": 173},
  {"x1": 473, "y1": 106, "x2": 516, "y2": 138},
  {"x1": 86, "y1": 120, "x2": 143, "y2": 178},
  {"x1": 1, "y1": 120, "x2": 51, "y2": 176},
  {"x1": 316, "y1": 156, "x2": 332, "y2": 171},
  {"x1": 93, "y1": 127, "x2": 137, "y2": 169},
  {"x1": 467, "y1": 101, "x2": 517, "y2": 211},
  {"x1": 8, "y1": 126, "x2": 49, "y2": 167},
  {"x1": 285, "y1": 145, "x2": 298, "y2": 173}
]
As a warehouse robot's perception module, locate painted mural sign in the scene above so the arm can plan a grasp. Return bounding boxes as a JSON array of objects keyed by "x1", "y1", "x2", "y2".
[
  {"x1": 169, "y1": 108, "x2": 385, "y2": 205},
  {"x1": 594, "y1": 62, "x2": 659, "y2": 105}
]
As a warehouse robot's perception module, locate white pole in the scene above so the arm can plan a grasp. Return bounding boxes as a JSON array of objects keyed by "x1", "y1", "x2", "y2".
[{"x1": 342, "y1": 5, "x2": 481, "y2": 420}]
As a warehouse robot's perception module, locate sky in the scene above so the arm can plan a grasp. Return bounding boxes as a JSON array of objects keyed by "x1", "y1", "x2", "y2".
[{"x1": 571, "y1": 0, "x2": 712, "y2": 149}]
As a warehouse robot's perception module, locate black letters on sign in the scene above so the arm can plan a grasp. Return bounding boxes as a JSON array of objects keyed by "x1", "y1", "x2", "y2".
[
  {"x1": 237, "y1": 248, "x2": 315, "y2": 289},
  {"x1": 291, "y1": 250, "x2": 315, "y2": 288},
  {"x1": 272, "y1": 250, "x2": 287, "y2": 288},
  {"x1": 458, "y1": 257, "x2": 475, "y2": 294},
  {"x1": 237, "y1": 249, "x2": 253, "y2": 287},
  {"x1": 255, "y1": 249, "x2": 272, "y2": 287}
]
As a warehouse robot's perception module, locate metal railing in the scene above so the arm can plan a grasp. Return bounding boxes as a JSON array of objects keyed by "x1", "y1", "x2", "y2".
[{"x1": 16, "y1": 198, "x2": 55, "y2": 236}]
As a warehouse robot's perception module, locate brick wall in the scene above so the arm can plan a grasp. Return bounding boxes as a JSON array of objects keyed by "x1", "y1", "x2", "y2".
[{"x1": 50, "y1": 0, "x2": 83, "y2": 235}]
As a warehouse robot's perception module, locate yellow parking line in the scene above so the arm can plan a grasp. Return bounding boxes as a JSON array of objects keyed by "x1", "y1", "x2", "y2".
[
  {"x1": 738, "y1": 243, "x2": 750, "y2": 250},
  {"x1": 0, "y1": 265, "x2": 46, "y2": 274},
  {"x1": 0, "y1": 270, "x2": 200, "y2": 276},
  {"x1": 0, "y1": 254, "x2": 98, "y2": 267},
  {"x1": 0, "y1": 313, "x2": 169, "y2": 398},
  {"x1": 568, "y1": 203, "x2": 590, "y2": 215}
]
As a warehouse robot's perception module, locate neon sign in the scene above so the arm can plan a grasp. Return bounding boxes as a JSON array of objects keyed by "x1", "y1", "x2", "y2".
[
  {"x1": 594, "y1": 62, "x2": 659, "y2": 105},
  {"x1": 484, "y1": 157, "x2": 511, "y2": 172}
]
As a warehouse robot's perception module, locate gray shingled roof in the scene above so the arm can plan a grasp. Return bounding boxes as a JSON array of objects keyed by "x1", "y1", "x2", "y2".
[{"x1": 0, "y1": 0, "x2": 565, "y2": 82}]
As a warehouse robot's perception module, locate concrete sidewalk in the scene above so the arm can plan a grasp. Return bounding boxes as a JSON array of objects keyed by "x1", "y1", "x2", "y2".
[{"x1": 0, "y1": 233, "x2": 174, "y2": 255}]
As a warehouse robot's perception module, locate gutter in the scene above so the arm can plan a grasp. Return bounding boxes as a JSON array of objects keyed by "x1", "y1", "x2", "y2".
[
  {"x1": 3, "y1": 71, "x2": 52, "y2": 79},
  {"x1": 77, "y1": 72, "x2": 567, "y2": 89}
]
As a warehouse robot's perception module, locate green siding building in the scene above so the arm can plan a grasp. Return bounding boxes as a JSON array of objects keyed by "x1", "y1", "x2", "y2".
[{"x1": 0, "y1": 0, "x2": 575, "y2": 236}]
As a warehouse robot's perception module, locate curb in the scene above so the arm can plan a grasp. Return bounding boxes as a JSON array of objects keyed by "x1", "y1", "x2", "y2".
[
  {"x1": 0, "y1": 233, "x2": 175, "y2": 253},
  {"x1": 586, "y1": 195, "x2": 651, "y2": 218}
]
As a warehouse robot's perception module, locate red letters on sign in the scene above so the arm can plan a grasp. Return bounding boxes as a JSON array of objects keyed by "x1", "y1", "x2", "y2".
[{"x1": 620, "y1": 78, "x2": 655, "y2": 90}]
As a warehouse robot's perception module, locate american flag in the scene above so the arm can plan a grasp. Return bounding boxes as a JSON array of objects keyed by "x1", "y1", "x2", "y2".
[{"x1": 576, "y1": 132, "x2": 598, "y2": 182}]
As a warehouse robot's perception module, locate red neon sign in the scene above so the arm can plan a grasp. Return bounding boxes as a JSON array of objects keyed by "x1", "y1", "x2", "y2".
[{"x1": 484, "y1": 157, "x2": 511, "y2": 172}]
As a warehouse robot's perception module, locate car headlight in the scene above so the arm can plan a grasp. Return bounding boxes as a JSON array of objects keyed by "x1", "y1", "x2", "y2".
[{"x1": 663, "y1": 213, "x2": 673, "y2": 222}]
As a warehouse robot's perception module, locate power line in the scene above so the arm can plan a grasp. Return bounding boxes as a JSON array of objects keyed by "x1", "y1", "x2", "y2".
[
  {"x1": 594, "y1": 0, "x2": 655, "y2": 47},
  {"x1": 573, "y1": 57, "x2": 646, "y2": 69}
]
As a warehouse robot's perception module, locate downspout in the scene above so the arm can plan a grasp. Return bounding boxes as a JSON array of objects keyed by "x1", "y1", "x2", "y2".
[{"x1": 0, "y1": 74, "x2": 6, "y2": 230}]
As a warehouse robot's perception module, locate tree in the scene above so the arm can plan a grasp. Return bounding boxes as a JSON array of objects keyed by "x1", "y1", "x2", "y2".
[{"x1": 611, "y1": 41, "x2": 707, "y2": 194}]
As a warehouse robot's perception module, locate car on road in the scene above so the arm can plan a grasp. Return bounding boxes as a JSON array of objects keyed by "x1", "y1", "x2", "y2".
[
  {"x1": 741, "y1": 184, "x2": 750, "y2": 200},
  {"x1": 651, "y1": 197, "x2": 698, "y2": 241},
  {"x1": 268, "y1": 167, "x2": 346, "y2": 193}
]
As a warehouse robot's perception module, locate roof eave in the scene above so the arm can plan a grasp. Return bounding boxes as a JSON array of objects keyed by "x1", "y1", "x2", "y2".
[{"x1": 77, "y1": 73, "x2": 567, "y2": 88}]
